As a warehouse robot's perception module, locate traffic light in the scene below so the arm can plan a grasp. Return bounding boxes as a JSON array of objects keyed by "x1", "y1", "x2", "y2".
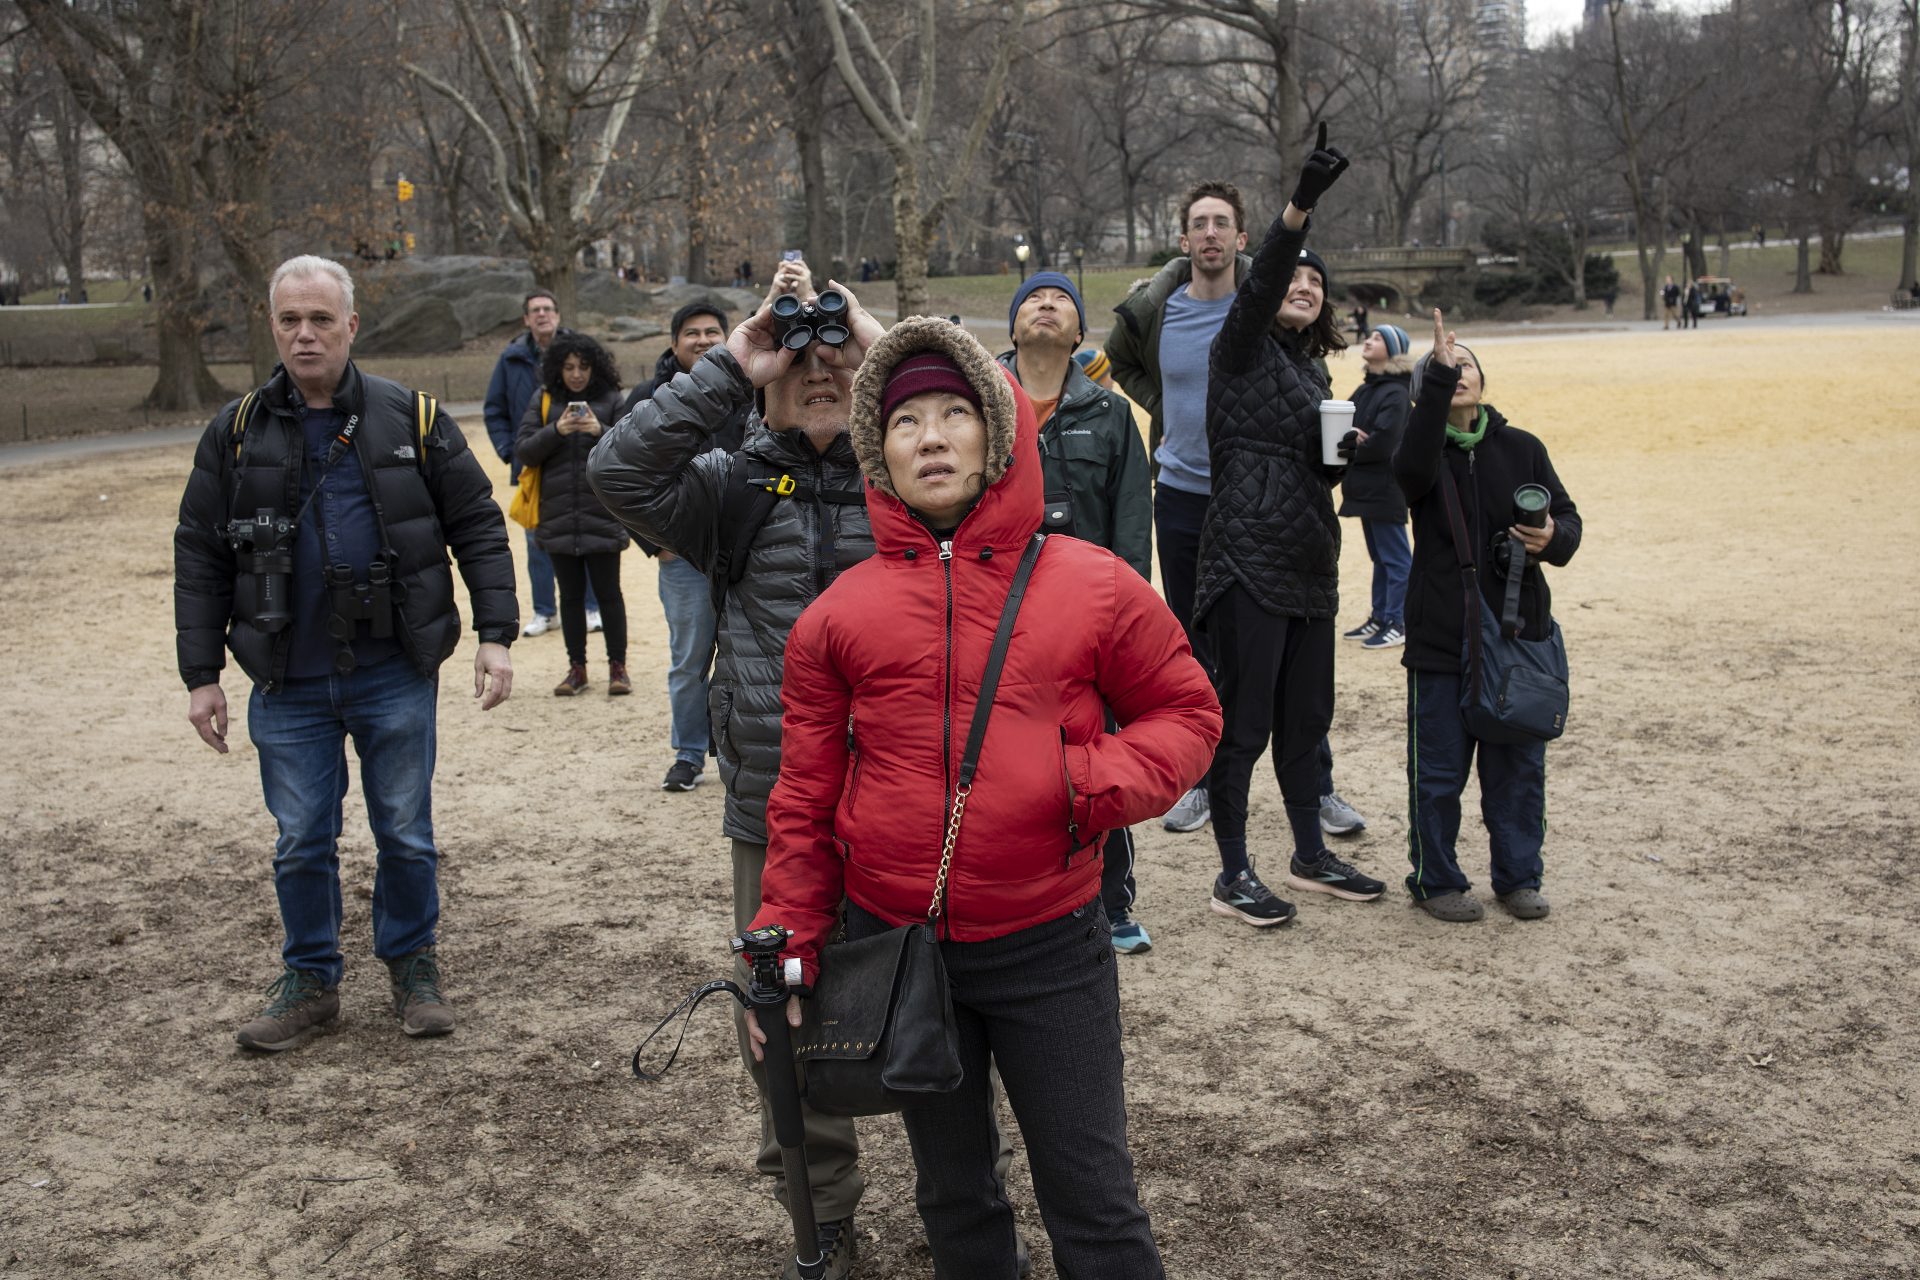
[{"x1": 396, "y1": 178, "x2": 415, "y2": 203}]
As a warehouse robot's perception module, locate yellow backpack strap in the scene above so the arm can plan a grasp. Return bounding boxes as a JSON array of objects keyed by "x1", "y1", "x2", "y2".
[
  {"x1": 228, "y1": 391, "x2": 259, "y2": 460},
  {"x1": 541, "y1": 390, "x2": 551, "y2": 422},
  {"x1": 413, "y1": 391, "x2": 439, "y2": 473}
]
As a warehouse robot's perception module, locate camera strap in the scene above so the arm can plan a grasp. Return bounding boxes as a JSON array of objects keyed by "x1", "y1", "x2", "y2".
[{"x1": 630, "y1": 978, "x2": 747, "y2": 1081}]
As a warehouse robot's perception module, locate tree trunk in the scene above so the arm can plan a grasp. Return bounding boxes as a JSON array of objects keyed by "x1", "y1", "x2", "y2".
[
  {"x1": 531, "y1": 237, "x2": 578, "y2": 321},
  {"x1": 795, "y1": 113, "x2": 833, "y2": 275},
  {"x1": 1793, "y1": 233, "x2": 1813, "y2": 293},
  {"x1": 1817, "y1": 227, "x2": 1844, "y2": 275},
  {"x1": 52, "y1": 94, "x2": 86, "y2": 299},
  {"x1": 1123, "y1": 170, "x2": 1139, "y2": 263},
  {"x1": 144, "y1": 206, "x2": 224, "y2": 410},
  {"x1": 892, "y1": 156, "x2": 929, "y2": 318},
  {"x1": 1902, "y1": 201, "x2": 1919, "y2": 292}
]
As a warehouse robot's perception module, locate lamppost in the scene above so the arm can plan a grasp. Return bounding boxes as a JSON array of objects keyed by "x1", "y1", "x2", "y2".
[
  {"x1": 1014, "y1": 239, "x2": 1030, "y2": 280},
  {"x1": 1073, "y1": 244, "x2": 1084, "y2": 294}
]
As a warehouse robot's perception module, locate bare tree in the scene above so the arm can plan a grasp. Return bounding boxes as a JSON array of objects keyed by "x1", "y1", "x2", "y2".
[
  {"x1": 404, "y1": 0, "x2": 664, "y2": 316},
  {"x1": 18, "y1": 0, "x2": 226, "y2": 410},
  {"x1": 817, "y1": 0, "x2": 1030, "y2": 315},
  {"x1": 1900, "y1": 0, "x2": 1919, "y2": 289}
]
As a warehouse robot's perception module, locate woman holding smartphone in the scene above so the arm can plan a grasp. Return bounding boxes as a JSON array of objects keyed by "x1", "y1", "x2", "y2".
[{"x1": 515, "y1": 333, "x2": 632, "y2": 696}]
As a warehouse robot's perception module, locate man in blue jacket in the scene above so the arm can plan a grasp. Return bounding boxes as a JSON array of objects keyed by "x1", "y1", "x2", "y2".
[{"x1": 485, "y1": 290, "x2": 593, "y2": 635}]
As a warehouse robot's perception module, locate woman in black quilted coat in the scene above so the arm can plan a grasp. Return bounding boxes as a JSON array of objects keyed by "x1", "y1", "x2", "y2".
[
  {"x1": 515, "y1": 333, "x2": 632, "y2": 697},
  {"x1": 1196, "y1": 126, "x2": 1389, "y2": 928}
]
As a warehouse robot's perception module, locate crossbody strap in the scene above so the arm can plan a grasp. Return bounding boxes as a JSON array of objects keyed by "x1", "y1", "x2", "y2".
[
  {"x1": 926, "y1": 531, "x2": 1048, "y2": 922},
  {"x1": 1437, "y1": 460, "x2": 1485, "y2": 691},
  {"x1": 1500, "y1": 535, "x2": 1527, "y2": 639}
]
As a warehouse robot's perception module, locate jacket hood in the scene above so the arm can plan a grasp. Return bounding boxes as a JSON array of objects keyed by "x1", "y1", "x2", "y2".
[{"x1": 849, "y1": 316, "x2": 1039, "y2": 554}]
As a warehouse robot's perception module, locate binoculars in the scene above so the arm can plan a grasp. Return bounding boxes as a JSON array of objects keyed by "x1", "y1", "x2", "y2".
[
  {"x1": 771, "y1": 289, "x2": 849, "y2": 352},
  {"x1": 326, "y1": 560, "x2": 395, "y2": 673},
  {"x1": 224, "y1": 508, "x2": 296, "y2": 634}
]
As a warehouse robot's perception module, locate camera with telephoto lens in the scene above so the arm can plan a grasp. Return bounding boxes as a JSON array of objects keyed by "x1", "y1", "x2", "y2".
[
  {"x1": 770, "y1": 289, "x2": 849, "y2": 352},
  {"x1": 1492, "y1": 485, "x2": 1553, "y2": 577},
  {"x1": 224, "y1": 508, "x2": 295, "y2": 633}
]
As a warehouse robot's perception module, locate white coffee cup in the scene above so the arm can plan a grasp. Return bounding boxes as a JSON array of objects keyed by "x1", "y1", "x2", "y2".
[{"x1": 1318, "y1": 400, "x2": 1356, "y2": 465}]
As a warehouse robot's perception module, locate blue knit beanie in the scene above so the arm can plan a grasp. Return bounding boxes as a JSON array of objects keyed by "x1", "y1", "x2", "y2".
[
  {"x1": 1009, "y1": 271, "x2": 1085, "y2": 342},
  {"x1": 1375, "y1": 323, "x2": 1410, "y2": 358}
]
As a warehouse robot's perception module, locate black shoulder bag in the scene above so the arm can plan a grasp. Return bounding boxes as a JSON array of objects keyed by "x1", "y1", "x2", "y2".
[
  {"x1": 793, "y1": 531, "x2": 1048, "y2": 1118},
  {"x1": 1439, "y1": 462, "x2": 1569, "y2": 744}
]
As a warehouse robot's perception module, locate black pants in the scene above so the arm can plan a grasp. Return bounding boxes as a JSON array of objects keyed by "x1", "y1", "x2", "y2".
[
  {"x1": 1205, "y1": 584, "x2": 1335, "y2": 843},
  {"x1": 849, "y1": 899, "x2": 1163, "y2": 1280},
  {"x1": 550, "y1": 550, "x2": 626, "y2": 665},
  {"x1": 1152, "y1": 484, "x2": 1212, "y2": 676}
]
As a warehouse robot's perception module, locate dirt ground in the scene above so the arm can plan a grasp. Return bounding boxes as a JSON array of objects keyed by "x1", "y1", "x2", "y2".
[{"x1": 2, "y1": 320, "x2": 1917, "y2": 1279}]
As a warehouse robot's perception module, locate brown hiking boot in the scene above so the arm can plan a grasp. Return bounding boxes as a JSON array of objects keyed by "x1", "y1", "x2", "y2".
[
  {"x1": 235, "y1": 968, "x2": 339, "y2": 1052},
  {"x1": 553, "y1": 663, "x2": 589, "y2": 696},
  {"x1": 607, "y1": 660, "x2": 632, "y2": 696},
  {"x1": 387, "y1": 947, "x2": 455, "y2": 1038}
]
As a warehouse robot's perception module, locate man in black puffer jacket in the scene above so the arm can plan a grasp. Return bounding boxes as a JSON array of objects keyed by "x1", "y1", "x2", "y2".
[
  {"x1": 589, "y1": 259, "x2": 878, "y2": 1278},
  {"x1": 175, "y1": 255, "x2": 516, "y2": 1055}
]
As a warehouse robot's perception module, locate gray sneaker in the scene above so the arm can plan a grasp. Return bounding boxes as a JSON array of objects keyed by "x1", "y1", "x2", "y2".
[
  {"x1": 1497, "y1": 888, "x2": 1551, "y2": 920},
  {"x1": 1417, "y1": 891, "x2": 1486, "y2": 923},
  {"x1": 235, "y1": 968, "x2": 339, "y2": 1052},
  {"x1": 387, "y1": 947, "x2": 455, "y2": 1038},
  {"x1": 1163, "y1": 784, "x2": 1211, "y2": 833},
  {"x1": 1319, "y1": 791, "x2": 1367, "y2": 836},
  {"x1": 778, "y1": 1215, "x2": 854, "y2": 1280}
]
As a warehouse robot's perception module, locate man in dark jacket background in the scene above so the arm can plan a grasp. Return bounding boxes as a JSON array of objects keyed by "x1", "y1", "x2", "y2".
[
  {"x1": 615, "y1": 300, "x2": 744, "y2": 792},
  {"x1": 996, "y1": 270, "x2": 1159, "y2": 953},
  {"x1": 176, "y1": 254, "x2": 517, "y2": 1054},
  {"x1": 485, "y1": 289, "x2": 594, "y2": 636},
  {"x1": 589, "y1": 257, "x2": 879, "y2": 1278}
]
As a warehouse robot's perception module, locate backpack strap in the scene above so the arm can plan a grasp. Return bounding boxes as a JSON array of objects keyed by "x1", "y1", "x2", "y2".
[
  {"x1": 709, "y1": 452, "x2": 782, "y2": 617},
  {"x1": 228, "y1": 390, "x2": 261, "y2": 461},
  {"x1": 413, "y1": 391, "x2": 438, "y2": 472}
]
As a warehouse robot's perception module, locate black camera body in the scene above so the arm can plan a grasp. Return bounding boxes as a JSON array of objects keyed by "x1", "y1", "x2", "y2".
[
  {"x1": 224, "y1": 508, "x2": 296, "y2": 633},
  {"x1": 771, "y1": 289, "x2": 849, "y2": 352}
]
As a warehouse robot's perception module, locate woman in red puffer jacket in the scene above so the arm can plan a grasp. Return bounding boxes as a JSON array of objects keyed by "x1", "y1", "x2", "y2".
[{"x1": 748, "y1": 316, "x2": 1218, "y2": 1279}]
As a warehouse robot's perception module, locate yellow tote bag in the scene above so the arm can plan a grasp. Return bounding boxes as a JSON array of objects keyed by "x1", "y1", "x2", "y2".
[{"x1": 508, "y1": 392, "x2": 547, "y2": 528}]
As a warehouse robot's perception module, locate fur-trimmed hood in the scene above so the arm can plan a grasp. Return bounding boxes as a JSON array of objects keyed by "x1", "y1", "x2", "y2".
[{"x1": 849, "y1": 316, "x2": 1041, "y2": 556}]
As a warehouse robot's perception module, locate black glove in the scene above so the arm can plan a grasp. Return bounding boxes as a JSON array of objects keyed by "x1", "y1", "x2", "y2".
[
  {"x1": 1336, "y1": 429, "x2": 1359, "y2": 460},
  {"x1": 1290, "y1": 122, "x2": 1350, "y2": 213}
]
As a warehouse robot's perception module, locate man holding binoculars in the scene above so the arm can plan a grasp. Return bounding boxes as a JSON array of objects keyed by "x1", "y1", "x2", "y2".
[
  {"x1": 590, "y1": 256, "x2": 883, "y2": 1279},
  {"x1": 175, "y1": 254, "x2": 518, "y2": 1053}
]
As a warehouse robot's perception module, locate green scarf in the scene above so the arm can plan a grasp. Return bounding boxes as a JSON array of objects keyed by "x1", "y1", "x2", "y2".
[{"x1": 1446, "y1": 406, "x2": 1488, "y2": 451}]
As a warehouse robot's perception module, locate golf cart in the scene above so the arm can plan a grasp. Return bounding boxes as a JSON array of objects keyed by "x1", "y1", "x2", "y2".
[{"x1": 1696, "y1": 276, "x2": 1747, "y2": 317}]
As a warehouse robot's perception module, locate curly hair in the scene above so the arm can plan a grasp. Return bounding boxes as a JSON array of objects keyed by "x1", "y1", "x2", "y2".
[
  {"x1": 1180, "y1": 180, "x2": 1247, "y2": 235},
  {"x1": 541, "y1": 332, "x2": 622, "y2": 400}
]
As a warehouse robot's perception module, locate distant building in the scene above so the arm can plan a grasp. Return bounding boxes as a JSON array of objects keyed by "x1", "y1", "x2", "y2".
[{"x1": 1476, "y1": 0, "x2": 1526, "y2": 51}]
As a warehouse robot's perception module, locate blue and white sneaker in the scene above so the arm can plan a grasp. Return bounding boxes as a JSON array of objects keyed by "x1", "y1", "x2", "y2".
[
  {"x1": 1209, "y1": 869, "x2": 1296, "y2": 927},
  {"x1": 1342, "y1": 616, "x2": 1382, "y2": 642},
  {"x1": 1363, "y1": 621, "x2": 1405, "y2": 650},
  {"x1": 1110, "y1": 915, "x2": 1153, "y2": 954}
]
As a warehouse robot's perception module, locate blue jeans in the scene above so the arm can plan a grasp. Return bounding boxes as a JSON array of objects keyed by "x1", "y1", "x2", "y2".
[
  {"x1": 526, "y1": 529, "x2": 597, "y2": 619},
  {"x1": 1362, "y1": 519, "x2": 1411, "y2": 627},
  {"x1": 248, "y1": 655, "x2": 440, "y2": 985},
  {"x1": 657, "y1": 554, "x2": 715, "y2": 766},
  {"x1": 1405, "y1": 667, "x2": 1547, "y2": 899}
]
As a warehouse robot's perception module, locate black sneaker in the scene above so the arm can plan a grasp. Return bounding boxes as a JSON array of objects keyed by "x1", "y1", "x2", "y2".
[
  {"x1": 661, "y1": 760, "x2": 700, "y2": 792},
  {"x1": 1342, "y1": 616, "x2": 1381, "y2": 641},
  {"x1": 1209, "y1": 869, "x2": 1296, "y2": 927},
  {"x1": 1285, "y1": 848, "x2": 1386, "y2": 901}
]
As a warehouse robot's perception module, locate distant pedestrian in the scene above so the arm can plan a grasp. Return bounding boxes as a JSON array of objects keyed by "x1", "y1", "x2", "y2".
[
  {"x1": 1602, "y1": 286, "x2": 1617, "y2": 316},
  {"x1": 1338, "y1": 323, "x2": 1413, "y2": 654},
  {"x1": 1661, "y1": 276, "x2": 1681, "y2": 330},
  {"x1": 142, "y1": 282, "x2": 153, "y2": 304},
  {"x1": 1684, "y1": 278, "x2": 1704, "y2": 329}
]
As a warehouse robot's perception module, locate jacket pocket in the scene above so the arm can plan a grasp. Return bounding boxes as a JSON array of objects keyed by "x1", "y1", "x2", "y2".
[
  {"x1": 712, "y1": 684, "x2": 738, "y2": 765},
  {"x1": 843, "y1": 713, "x2": 866, "y2": 816},
  {"x1": 1059, "y1": 728, "x2": 1096, "y2": 868}
]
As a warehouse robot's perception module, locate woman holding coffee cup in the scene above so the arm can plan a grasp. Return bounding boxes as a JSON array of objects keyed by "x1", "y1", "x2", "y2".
[
  {"x1": 1394, "y1": 309, "x2": 1582, "y2": 922},
  {"x1": 1192, "y1": 124, "x2": 1389, "y2": 927}
]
